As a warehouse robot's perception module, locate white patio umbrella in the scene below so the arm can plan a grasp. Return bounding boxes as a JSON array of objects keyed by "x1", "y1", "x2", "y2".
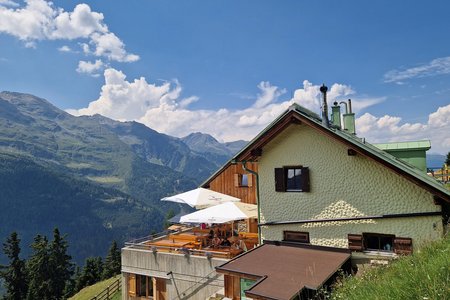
[
  {"x1": 179, "y1": 202, "x2": 257, "y2": 224},
  {"x1": 161, "y1": 187, "x2": 241, "y2": 209}
]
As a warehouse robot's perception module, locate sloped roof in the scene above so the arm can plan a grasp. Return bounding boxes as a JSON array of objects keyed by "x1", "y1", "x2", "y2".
[
  {"x1": 202, "y1": 103, "x2": 450, "y2": 202},
  {"x1": 216, "y1": 241, "x2": 351, "y2": 300}
]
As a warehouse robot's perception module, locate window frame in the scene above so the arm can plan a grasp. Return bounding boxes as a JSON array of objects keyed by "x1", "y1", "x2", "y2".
[
  {"x1": 363, "y1": 232, "x2": 395, "y2": 252},
  {"x1": 275, "y1": 166, "x2": 310, "y2": 192}
]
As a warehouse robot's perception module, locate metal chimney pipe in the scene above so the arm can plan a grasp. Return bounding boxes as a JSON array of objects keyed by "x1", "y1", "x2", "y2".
[{"x1": 320, "y1": 84, "x2": 329, "y2": 127}]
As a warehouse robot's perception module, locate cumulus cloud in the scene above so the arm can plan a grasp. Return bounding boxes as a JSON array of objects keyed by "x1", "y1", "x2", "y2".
[
  {"x1": 67, "y1": 69, "x2": 449, "y2": 152},
  {"x1": 76, "y1": 59, "x2": 104, "y2": 76},
  {"x1": 58, "y1": 45, "x2": 72, "y2": 52},
  {"x1": 356, "y1": 103, "x2": 450, "y2": 153},
  {"x1": 384, "y1": 56, "x2": 450, "y2": 83},
  {"x1": 68, "y1": 70, "x2": 385, "y2": 144},
  {"x1": 0, "y1": 0, "x2": 138, "y2": 63}
]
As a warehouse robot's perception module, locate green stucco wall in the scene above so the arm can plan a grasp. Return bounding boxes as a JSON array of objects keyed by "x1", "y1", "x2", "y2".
[{"x1": 258, "y1": 124, "x2": 443, "y2": 250}]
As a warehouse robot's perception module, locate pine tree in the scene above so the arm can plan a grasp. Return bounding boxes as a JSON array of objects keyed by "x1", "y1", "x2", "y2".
[
  {"x1": 445, "y1": 151, "x2": 450, "y2": 166},
  {"x1": 102, "y1": 241, "x2": 121, "y2": 279},
  {"x1": 26, "y1": 235, "x2": 52, "y2": 300},
  {"x1": 48, "y1": 228, "x2": 74, "y2": 299},
  {"x1": 76, "y1": 257, "x2": 104, "y2": 291},
  {"x1": 0, "y1": 232, "x2": 28, "y2": 300}
]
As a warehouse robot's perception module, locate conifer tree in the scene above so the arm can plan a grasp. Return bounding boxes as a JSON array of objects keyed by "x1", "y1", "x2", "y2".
[
  {"x1": 76, "y1": 257, "x2": 104, "y2": 291},
  {"x1": 0, "y1": 232, "x2": 28, "y2": 300},
  {"x1": 26, "y1": 235, "x2": 51, "y2": 300},
  {"x1": 102, "y1": 241, "x2": 121, "y2": 279},
  {"x1": 48, "y1": 228, "x2": 74, "y2": 299},
  {"x1": 445, "y1": 151, "x2": 450, "y2": 166}
]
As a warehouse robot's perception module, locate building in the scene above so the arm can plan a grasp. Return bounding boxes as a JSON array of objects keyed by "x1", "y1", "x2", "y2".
[
  {"x1": 214, "y1": 100, "x2": 450, "y2": 299},
  {"x1": 121, "y1": 163, "x2": 258, "y2": 299}
]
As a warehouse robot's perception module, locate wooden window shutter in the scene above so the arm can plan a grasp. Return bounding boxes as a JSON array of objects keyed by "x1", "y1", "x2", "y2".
[
  {"x1": 275, "y1": 168, "x2": 284, "y2": 192},
  {"x1": 234, "y1": 174, "x2": 240, "y2": 187},
  {"x1": 348, "y1": 234, "x2": 363, "y2": 251},
  {"x1": 394, "y1": 237, "x2": 413, "y2": 255},
  {"x1": 247, "y1": 174, "x2": 253, "y2": 187},
  {"x1": 128, "y1": 274, "x2": 136, "y2": 297},
  {"x1": 155, "y1": 278, "x2": 166, "y2": 300},
  {"x1": 300, "y1": 167, "x2": 310, "y2": 192}
]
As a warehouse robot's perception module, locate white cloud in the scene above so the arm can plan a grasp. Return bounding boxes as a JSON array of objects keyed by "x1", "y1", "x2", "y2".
[
  {"x1": 0, "y1": 0, "x2": 138, "y2": 63},
  {"x1": 67, "y1": 68, "x2": 449, "y2": 153},
  {"x1": 384, "y1": 56, "x2": 450, "y2": 83},
  {"x1": 76, "y1": 59, "x2": 104, "y2": 76},
  {"x1": 58, "y1": 45, "x2": 72, "y2": 52},
  {"x1": 0, "y1": 0, "x2": 19, "y2": 7},
  {"x1": 252, "y1": 81, "x2": 286, "y2": 109},
  {"x1": 68, "y1": 70, "x2": 387, "y2": 145},
  {"x1": 356, "y1": 103, "x2": 450, "y2": 153}
]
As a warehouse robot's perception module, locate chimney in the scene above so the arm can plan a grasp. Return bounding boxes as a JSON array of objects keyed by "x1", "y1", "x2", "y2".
[
  {"x1": 319, "y1": 84, "x2": 329, "y2": 127},
  {"x1": 331, "y1": 101, "x2": 341, "y2": 128},
  {"x1": 342, "y1": 99, "x2": 356, "y2": 134}
]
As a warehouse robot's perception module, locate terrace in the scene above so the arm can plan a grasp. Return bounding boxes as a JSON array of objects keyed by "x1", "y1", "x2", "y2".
[
  {"x1": 123, "y1": 225, "x2": 258, "y2": 259},
  {"x1": 121, "y1": 225, "x2": 259, "y2": 299}
]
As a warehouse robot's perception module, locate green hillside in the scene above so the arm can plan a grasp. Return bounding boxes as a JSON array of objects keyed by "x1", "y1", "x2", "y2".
[
  {"x1": 0, "y1": 153, "x2": 163, "y2": 263},
  {"x1": 331, "y1": 235, "x2": 450, "y2": 300}
]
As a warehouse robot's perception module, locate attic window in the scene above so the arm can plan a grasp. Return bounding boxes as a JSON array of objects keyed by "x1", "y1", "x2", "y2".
[
  {"x1": 234, "y1": 174, "x2": 253, "y2": 187},
  {"x1": 274, "y1": 166, "x2": 310, "y2": 192}
]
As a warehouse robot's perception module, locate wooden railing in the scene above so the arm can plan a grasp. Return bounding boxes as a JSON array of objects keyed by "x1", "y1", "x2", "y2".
[{"x1": 91, "y1": 277, "x2": 121, "y2": 300}]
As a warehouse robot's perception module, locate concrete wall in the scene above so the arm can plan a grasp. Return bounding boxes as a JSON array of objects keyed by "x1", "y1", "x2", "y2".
[
  {"x1": 122, "y1": 247, "x2": 228, "y2": 300},
  {"x1": 258, "y1": 124, "x2": 443, "y2": 250}
]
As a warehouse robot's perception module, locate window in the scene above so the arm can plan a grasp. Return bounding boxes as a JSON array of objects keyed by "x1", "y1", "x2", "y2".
[
  {"x1": 128, "y1": 274, "x2": 153, "y2": 298},
  {"x1": 348, "y1": 233, "x2": 413, "y2": 255},
  {"x1": 274, "y1": 166, "x2": 310, "y2": 192},
  {"x1": 364, "y1": 233, "x2": 394, "y2": 252},
  {"x1": 283, "y1": 231, "x2": 310, "y2": 243},
  {"x1": 234, "y1": 173, "x2": 253, "y2": 187}
]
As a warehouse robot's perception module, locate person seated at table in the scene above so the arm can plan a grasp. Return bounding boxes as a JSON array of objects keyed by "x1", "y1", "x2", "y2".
[
  {"x1": 221, "y1": 236, "x2": 231, "y2": 247},
  {"x1": 211, "y1": 234, "x2": 222, "y2": 248}
]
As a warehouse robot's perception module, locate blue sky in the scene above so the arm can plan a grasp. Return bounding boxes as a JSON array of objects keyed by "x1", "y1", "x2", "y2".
[{"x1": 0, "y1": 0, "x2": 449, "y2": 153}]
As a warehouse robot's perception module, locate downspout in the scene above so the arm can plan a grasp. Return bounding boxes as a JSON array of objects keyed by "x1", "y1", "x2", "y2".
[{"x1": 241, "y1": 160, "x2": 261, "y2": 244}]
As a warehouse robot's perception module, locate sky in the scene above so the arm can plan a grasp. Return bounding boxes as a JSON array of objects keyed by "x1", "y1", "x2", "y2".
[{"x1": 0, "y1": 0, "x2": 449, "y2": 154}]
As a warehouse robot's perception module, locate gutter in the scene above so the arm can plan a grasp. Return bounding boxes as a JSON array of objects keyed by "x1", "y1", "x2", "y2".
[{"x1": 240, "y1": 160, "x2": 261, "y2": 244}]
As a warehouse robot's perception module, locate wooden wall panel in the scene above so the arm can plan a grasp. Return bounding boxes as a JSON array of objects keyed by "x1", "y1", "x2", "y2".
[{"x1": 208, "y1": 163, "x2": 258, "y2": 205}]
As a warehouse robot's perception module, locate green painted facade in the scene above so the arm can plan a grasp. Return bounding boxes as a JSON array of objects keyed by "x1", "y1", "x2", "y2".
[{"x1": 374, "y1": 140, "x2": 431, "y2": 173}]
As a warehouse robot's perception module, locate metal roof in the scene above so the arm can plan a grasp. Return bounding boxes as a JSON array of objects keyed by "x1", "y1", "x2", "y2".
[
  {"x1": 373, "y1": 140, "x2": 431, "y2": 151},
  {"x1": 202, "y1": 103, "x2": 450, "y2": 202},
  {"x1": 216, "y1": 242, "x2": 351, "y2": 300}
]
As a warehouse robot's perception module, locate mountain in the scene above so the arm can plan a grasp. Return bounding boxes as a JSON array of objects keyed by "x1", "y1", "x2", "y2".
[
  {"x1": 182, "y1": 132, "x2": 247, "y2": 166},
  {"x1": 0, "y1": 91, "x2": 246, "y2": 263},
  {"x1": 0, "y1": 153, "x2": 163, "y2": 263}
]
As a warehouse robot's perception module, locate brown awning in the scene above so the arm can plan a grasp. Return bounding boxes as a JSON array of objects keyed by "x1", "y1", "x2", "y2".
[{"x1": 216, "y1": 241, "x2": 351, "y2": 300}]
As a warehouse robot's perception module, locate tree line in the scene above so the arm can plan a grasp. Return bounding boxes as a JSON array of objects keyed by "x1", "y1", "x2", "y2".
[{"x1": 0, "y1": 228, "x2": 121, "y2": 300}]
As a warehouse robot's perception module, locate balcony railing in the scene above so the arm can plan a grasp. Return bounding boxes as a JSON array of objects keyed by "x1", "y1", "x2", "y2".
[{"x1": 124, "y1": 229, "x2": 248, "y2": 259}]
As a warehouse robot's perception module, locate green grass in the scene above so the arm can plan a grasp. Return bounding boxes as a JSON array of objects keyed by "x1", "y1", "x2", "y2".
[
  {"x1": 69, "y1": 275, "x2": 121, "y2": 300},
  {"x1": 331, "y1": 235, "x2": 450, "y2": 300},
  {"x1": 87, "y1": 176, "x2": 123, "y2": 184}
]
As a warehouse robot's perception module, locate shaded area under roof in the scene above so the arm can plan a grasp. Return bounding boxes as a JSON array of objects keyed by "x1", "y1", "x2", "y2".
[{"x1": 216, "y1": 242, "x2": 351, "y2": 300}]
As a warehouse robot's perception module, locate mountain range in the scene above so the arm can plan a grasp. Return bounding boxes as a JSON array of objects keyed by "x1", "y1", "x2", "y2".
[{"x1": 0, "y1": 91, "x2": 245, "y2": 263}]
